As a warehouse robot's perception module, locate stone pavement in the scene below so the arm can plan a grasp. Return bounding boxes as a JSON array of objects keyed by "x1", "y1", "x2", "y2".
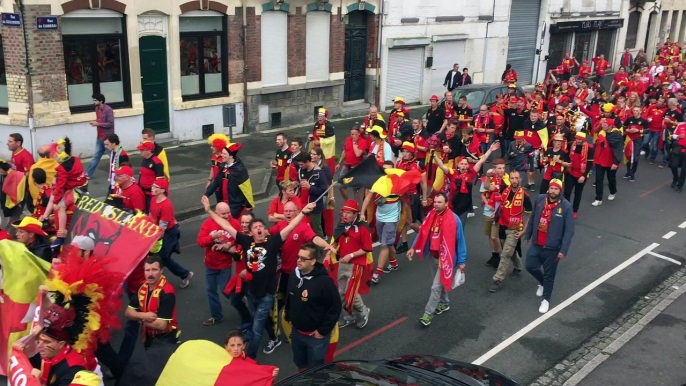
[
  {"x1": 530, "y1": 265, "x2": 686, "y2": 386},
  {"x1": 82, "y1": 106, "x2": 428, "y2": 220}
]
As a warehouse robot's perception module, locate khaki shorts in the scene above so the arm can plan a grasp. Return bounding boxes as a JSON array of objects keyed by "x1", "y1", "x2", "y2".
[{"x1": 483, "y1": 216, "x2": 499, "y2": 238}]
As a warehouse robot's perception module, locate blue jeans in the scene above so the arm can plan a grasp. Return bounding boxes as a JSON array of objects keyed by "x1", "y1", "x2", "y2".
[
  {"x1": 231, "y1": 285, "x2": 253, "y2": 328},
  {"x1": 206, "y1": 266, "x2": 233, "y2": 320},
  {"x1": 86, "y1": 138, "x2": 106, "y2": 179},
  {"x1": 525, "y1": 244, "x2": 560, "y2": 302},
  {"x1": 118, "y1": 289, "x2": 141, "y2": 367},
  {"x1": 160, "y1": 225, "x2": 190, "y2": 280},
  {"x1": 642, "y1": 131, "x2": 660, "y2": 161},
  {"x1": 246, "y1": 293, "x2": 277, "y2": 359},
  {"x1": 291, "y1": 330, "x2": 330, "y2": 369}
]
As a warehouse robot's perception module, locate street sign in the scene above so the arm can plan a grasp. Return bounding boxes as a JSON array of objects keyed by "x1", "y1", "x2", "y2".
[
  {"x1": 36, "y1": 16, "x2": 58, "y2": 30},
  {"x1": 1, "y1": 13, "x2": 22, "y2": 28}
]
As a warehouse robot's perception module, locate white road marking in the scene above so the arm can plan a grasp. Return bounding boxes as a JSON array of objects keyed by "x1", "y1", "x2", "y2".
[
  {"x1": 647, "y1": 251, "x2": 682, "y2": 265},
  {"x1": 472, "y1": 243, "x2": 660, "y2": 366},
  {"x1": 679, "y1": 221, "x2": 686, "y2": 229},
  {"x1": 662, "y1": 231, "x2": 677, "y2": 239}
]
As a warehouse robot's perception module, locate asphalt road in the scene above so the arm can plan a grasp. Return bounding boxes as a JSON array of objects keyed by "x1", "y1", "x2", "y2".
[{"x1": 101, "y1": 148, "x2": 686, "y2": 384}]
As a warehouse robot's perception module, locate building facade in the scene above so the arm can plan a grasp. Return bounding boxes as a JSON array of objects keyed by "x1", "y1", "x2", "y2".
[
  {"x1": 0, "y1": 0, "x2": 380, "y2": 157},
  {"x1": 623, "y1": 0, "x2": 686, "y2": 60},
  {"x1": 378, "y1": 0, "x2": 512, "y2": 111}
]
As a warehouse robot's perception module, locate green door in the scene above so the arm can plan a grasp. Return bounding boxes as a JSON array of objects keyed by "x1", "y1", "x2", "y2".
[{"x1": 140, "y1": 36, "x2": 170, "y2": 133}]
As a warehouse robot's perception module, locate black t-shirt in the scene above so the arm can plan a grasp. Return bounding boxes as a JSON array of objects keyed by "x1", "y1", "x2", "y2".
[
  {"x1": 235, "y1": 232, "x2": 283, "y2": 297},
  {"x1": 426, "y1": 106, "x2": 445, "y2": 135},
  {"x1": 664, "y1": 108, "x2": 684, "y2": 133},
  {"x1": 129, "y1": 281, "x2": 176, "y2": 321},
  {"x1": 504, "y1": 109, "x2": 530, "y2": 139},
  {"x1": 455, "y1": 105, "x2": 473, "y2": 122},
  {"x1": 450, "y1": 174, "x2": 474, "y2": 216}
]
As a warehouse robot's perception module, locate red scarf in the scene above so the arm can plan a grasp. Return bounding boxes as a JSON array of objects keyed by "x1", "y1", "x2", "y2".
[
  {"x1": 453, "y1": 164, "x2": 470, "y2": 194},
  {"x1": 138, "y1": 276, "x2": 175, "y2": 339},
  {"x1": 538, "y1": 198, "x2": 560, "y2": 233},
  {"x1": 40, "y1": 346, "x2": 88, "y2": 385},
  {"x1": 413, "y1": 209, "x2": 458, "y2": 291}
]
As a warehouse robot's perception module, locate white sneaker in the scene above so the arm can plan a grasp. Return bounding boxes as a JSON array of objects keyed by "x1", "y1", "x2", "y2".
[
  {"x1": 539, "y1": 300, "x2": 550, "y2": 313},
  {"x1": 591, "y1": 200, "x2": 603, "y2": 207},
  {"x1": 536, "y1": 285, "x2": 544, "y2": 297},
  {"x1": 467, "y1": 212, "x2": 475, "y2": 218},
  {"x1": 640, "y1": 150, "x2": 646, "y2": 155},
  {"x1": 608, "y1": 194, "x2": 616, "y2": 201}
]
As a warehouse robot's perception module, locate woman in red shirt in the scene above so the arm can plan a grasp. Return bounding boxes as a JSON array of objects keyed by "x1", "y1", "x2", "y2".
[{"x1": 610, "y1": 66, "x2": 629, "y2": 92}]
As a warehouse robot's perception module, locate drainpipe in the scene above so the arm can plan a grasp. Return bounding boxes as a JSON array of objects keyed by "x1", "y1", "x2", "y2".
[
  {"x1": 242, "y1": 0, "x2": 249, "y2": 134},
  {"x1": 375, "y1": 0, "x2": 383, "y2": 107},
  {"x1": 481, "y1": 0, "x2": 496, "y2": 83},
  {"x1": 17, "y1": 0, "x2": 35, "y2": 155}
]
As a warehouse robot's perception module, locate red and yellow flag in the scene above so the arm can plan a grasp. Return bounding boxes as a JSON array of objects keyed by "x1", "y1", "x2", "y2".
[
  {"x1": 156, "y1": 340, "x2": 276, "y2": 386},
  {"x1": 0, "y1": 240, "x2": 51, "y2": 376}
]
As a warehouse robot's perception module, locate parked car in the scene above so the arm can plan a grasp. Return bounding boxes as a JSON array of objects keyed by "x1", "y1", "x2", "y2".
[
  {"x1": 276, "y1": 354, "x2": 522, "y2": 386},
  {"x1": 443, "y1": 83, "x2": 526, "y2": 115}
]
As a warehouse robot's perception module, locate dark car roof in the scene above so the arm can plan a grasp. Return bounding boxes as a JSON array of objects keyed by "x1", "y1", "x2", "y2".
[
  {"x1": 276, "y1": 354, "x2": 522, "y2": 386},
  {"x1": 456, "y1": 83, "x2": 511, "y2": 90}
]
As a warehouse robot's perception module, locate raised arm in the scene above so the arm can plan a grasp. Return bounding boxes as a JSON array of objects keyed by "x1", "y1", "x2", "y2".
[
  {"x1": 432, "y1": 152, "x2": 450, "y2": 174},
  {"x1": 201, "y1": 196, "x2": 237, "y2": 238},
  {"x1": 279, "y1": 203, "x2": 316, "y2": 240},
  {"x1": 474, "y1": 142, "x2": 500, "y2": 174}
]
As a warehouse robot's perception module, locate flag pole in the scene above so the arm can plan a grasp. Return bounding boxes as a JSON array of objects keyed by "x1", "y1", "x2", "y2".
[{"x1": 312, "y1": 183, "x2": 337, "y2": 204}]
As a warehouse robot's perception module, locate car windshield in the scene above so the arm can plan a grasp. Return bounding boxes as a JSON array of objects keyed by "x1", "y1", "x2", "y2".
[
  {"x1": 452, "y1": 89, "x2": 486, "y2": 107},
  {"x1": 277, "y1": 361, "x2": 454, "y2": 386}
]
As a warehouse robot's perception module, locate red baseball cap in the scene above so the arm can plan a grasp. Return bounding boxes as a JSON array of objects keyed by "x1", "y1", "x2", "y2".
[
  {"x1": 114, "y1": 165, "x2": 134, "y2": 177},
  {"x1": 152, "y1": 178, "x2": 169, "y2": 194},
  {"x1": 341, "y1": 199, "x2": 360, "y2": 212},
  {"x1": 137, "y1": 141, "x2": 155, "y2": 151},
  {"x1": 430, "y1": 95, "x2": 439, "y2": 101}
]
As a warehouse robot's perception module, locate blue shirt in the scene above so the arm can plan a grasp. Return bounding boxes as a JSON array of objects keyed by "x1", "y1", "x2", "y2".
[{"x1": 376, "y1": 199, "x2": 400, "y2": 223}]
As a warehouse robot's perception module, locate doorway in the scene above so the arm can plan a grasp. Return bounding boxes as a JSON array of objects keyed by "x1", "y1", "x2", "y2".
[
  {"x1": 344, "y1": 11, "x2": 367, "y2": 102},
  {"x1": 139, "y1": 35, "x2": 170, "y2": 133}
]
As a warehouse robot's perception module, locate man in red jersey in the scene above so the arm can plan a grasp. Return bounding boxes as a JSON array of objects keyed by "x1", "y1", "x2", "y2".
[{"x1": 137, "y1": 141, "x2": 166, "y2": 212}]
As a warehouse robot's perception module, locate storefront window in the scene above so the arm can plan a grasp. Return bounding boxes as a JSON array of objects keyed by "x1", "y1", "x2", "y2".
[
  {"x1": 62, "y1": 13, "x2": 130, "y2": 111},
  {"x1": 179, "y1": 14, "x2": 228, "y2": 99},
  {"x1": 0, "y1": 38, "x2": 8, "y2": 112}
]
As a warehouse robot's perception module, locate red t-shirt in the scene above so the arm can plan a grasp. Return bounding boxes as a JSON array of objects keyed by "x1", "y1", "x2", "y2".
[
  {"x1": 613, "y1": 73, "x2": 628, "y2": 86},
  {"x1": 335, "y1": 223, "x2": 373, "y2": 266},
  {"x1": 120, "y1": 183, "x2": 146, "y2": 212},
  {"x1": 269, "y1": 221, "x2": 317, "y2": 274},
  {"x1": 413, "y1": 132, "x2": 428, "y2": 161},
  {"x1": 344, "y1": 136, "x2": 368, "y2": 167},
  {"x1": 11, "y1": 148, "x2": 34, "y2": 173},
  {"x1": 536, "y1": 228, "x2": 548, "y2": 246},
  {"x1": 267, "y1": 196, "x2": 303, "y2": 217},
  {"x1": 644, "y1": 105, "x2": 666, "y2": 132},
  {"x1": 197, "y1": 217, "x2": 235, "y2": 270},
  {"x1": 96, "y1": 108, "x2": 104, "y2": 140},
  {"x1": 149, "y1": 197, "x2": 177, "y2": 229}
]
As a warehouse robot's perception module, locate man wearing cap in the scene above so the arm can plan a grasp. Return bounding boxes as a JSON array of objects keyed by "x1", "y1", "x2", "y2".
[
  {"x1": 13, "y1": 216, "x2": 52, "y2": 262},
  {"x1": 592, "y1": 118, "x2": 624, "y2": 206},
  {"x1": 368, "y1": 126, "x2": 393, "y2": 166},
  {"x1": 623, "y1": 106, "x2": 647, "y2": 181},
  {"x1": 508, "y1": 131, "x2": 534, "y2": 175},
  {"x1": 312, "y1": 108, "x2": 337, "y2": 172},
  {"x1": 524, "y1": 178, "x2": 574, "y2": 313},
  {"x1": 592, "y1": 54, "x2": 611, "y2": 84},
  {"x1": 142, "y1": 128, "x2": 170, "y2": 181},
  {"x1": 426, "y1": 95, "x2": 446, "y2": 136},
  {"x1": 137, "y1": 141, "x2": 166, "y2": 212},
  {"x1": 114, "y1": 165, "x2": 146, "y2": 212},
  {"x1": 330, "y1": 199, "x2": 372, "y2": 328},
  {"x1": 389, "y1": 97, "x2": 410, "y2": 136},
  {"x1": 565, "y1": 131, "x2": 592, "y2": 219},
  {"x1": 71, "y1": 235, "x2": 95, "y2": 260},
  {"x1": 205, "y1": 142, "x2": 255, "y2": 219},
  {"x1": 150, "y1": 178, "x2": 194, "y2": 288},
  {"x1": 103, "y1": 134, "x2": 129, "y2": 195},
  {"x1": 444, "y1": 63, "x2": 462, "y2": 91},
  {"x1": 540, "y1": 134, "x2": 571, "y2": 194}
]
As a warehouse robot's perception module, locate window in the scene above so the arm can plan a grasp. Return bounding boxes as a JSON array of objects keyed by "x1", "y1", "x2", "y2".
[
  {"x1": 0, "y1": 38, "x2": 7, "y2": 113},
  {"x1": 180, "y1": 13, "x2": 228, "y2": 99},
  {"x1": 306, "y1": 11, "x2": 330, "y2": 81},
  {"x1": 62, "y1": 12, "x2": 130, "y2": 111},
  {"x1": 625, "y1": 11, "x2": 640, "y2": 49},
  {"x1": 261, "y1": 11, "x2": 288, "y2": 87}
]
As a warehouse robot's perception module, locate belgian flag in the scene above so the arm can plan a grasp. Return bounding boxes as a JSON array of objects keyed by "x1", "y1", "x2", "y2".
[
  {"x1": 337, "y1": 155, "x2": 385, "y2": 189},
  {"x1": 228, "y1": 159, "x2": 255, "y2": 209}
]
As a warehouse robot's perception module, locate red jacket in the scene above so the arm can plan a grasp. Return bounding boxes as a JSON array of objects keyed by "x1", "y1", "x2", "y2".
[
  {"x1": 53, "y1": 157, "x2": 87, "y2": 204},
  {"x1": 594, "y1": 129, "x2": 623, "y2": 167},
  {"x1": 197, "y1": 217, "x2": 237, "y2": 270}
]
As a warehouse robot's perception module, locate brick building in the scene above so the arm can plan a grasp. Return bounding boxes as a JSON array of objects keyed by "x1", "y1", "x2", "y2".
[{"x1": 0, "y1": 0, "x2": 381, "y2": 157}]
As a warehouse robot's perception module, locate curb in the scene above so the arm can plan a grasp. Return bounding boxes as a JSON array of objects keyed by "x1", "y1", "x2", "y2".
[
  {"x1": 562, "y1": 274, "x2": 686, "y2": 386},
  {"x1": 530, "y1": 264, "x2": 686, "y2": 386}
]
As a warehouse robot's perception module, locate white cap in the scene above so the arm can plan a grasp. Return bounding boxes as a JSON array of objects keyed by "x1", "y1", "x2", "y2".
[{"x1": 71, "y1": 235, "x2": 95, "y2": 251}]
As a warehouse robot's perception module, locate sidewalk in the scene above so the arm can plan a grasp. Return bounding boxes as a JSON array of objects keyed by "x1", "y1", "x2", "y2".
[
  {"x1": 570, "y1": 279, "x2": 686, "y2": 386},
  {"x1": 84, "y1": 106, "x2": 425, "y2": 220}
]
